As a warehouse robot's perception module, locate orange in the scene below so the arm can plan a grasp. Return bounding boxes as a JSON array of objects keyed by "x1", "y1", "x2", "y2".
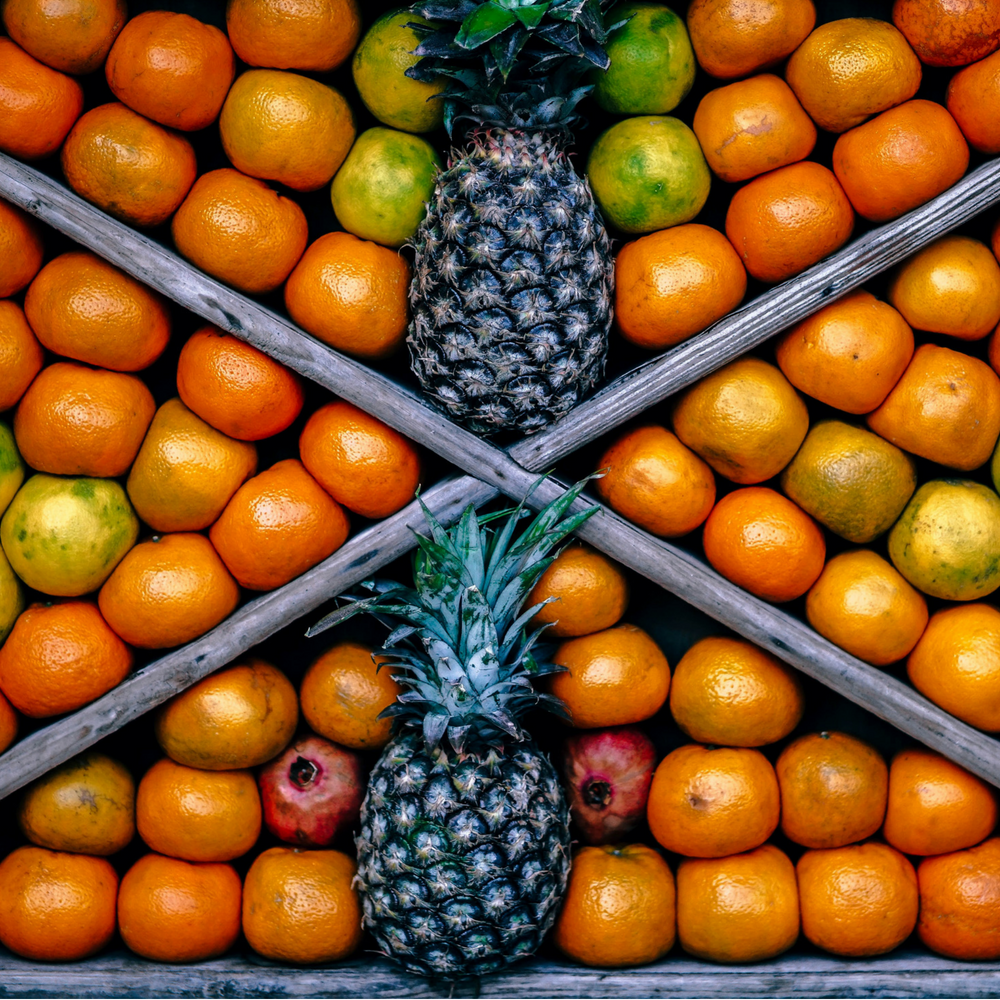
[
  {"x1": 669, "y1": 636, "x2": 804, "y2": 746},
  {"x1": 172, "y1": 169, "x2": 308, "y2": 295},
  {"x1": 785, "y1": 19, "x2": 922, "y2": 133},
  {"x1": 806, "y1": 550, "x2": 928, "y2": 666},
  {"x1": 702, "y1": 487, "x2": 826, "y2": 603},
  {"x1": 918, "y1": 838, "x2": 1000, "y2": 959},
  {"x1": 777, "y1": 731, "x2": 888, "y2": 849},
  {"x1": 284, "y1": 231, "x2": 411, "y2": 360},
  {"x1": 672, "y1": 357, "x2": 808, "y2": 484},
  {"x1": 797, "y1": 843, "x2": 918, "y2": 957},
  {"x1": 0, "y1": 691, "x2": 17, "y2": 754},
  {"x1": 105, "y1": 10, "x2": 235, "y2": 132},
  {"x1": 893, "y1": 0, "x2": 1000, "y2": 67},
  {"x1": 948, "y1": 49, "x2": 1000, "y2": 153},
  {"x1": 0, "y1": 847, "x2": 117, "y2": 961},
  {"x1": 176, "y1": 327, "x2": 304, "y2": 442},
  {"x1": 220, "y1": 69, "x2": 355, "y2": 193},
  {"x1": 298, "y1": 400, "x2": 422, "y2": 520},
  {"x1": 832, "y1": 100, "x2": 969, "y2": 223},
  {"x1": 13, "y1": 362, "x2": 155, "y2": 478},
  {"x1": 526, "y1": 543, "x2": 630, "y2": 639},
  {"x1": 118, "y1": 853, "x2": 241, "y2": 963},
  {"x1": 127, "y1": 399, "x2": 258, "y2": 533},
  {"x1": 884, "y1": 748, "x2": 997, "y2": 856},
  {"x1": 0, "y1": 37, "x2": 83, "y2": 160},
  {"x1": 867, "y1": 343, "x2": 1000, "y2": 470},
  {"x1": 692, "y1": 74, "x2": 816, "y2": 182},
  {"x1": 594, "y1": 425, "x2": 716, "y2": 537},
  {"x1": 225, "y1": 0, "x2": 361, "y2": 72},
  {"x1": 24, "y1": 251, "x2": 171, "y2": 372},
  {"x1": 17, "y1": 752, "x2": 135, "y2": 856},
  {"x1": 136, "y1": 758, "x2": 261, "y2": 862},
  {"x1": 887, "y1": 235, "x2": 1000, "y2": 339},
  {"x1": 242, "y1": 847, "x2": 362, "y2": 964},
  {"x1": 300, "y1": 641, "x2": 402, "y2": 751},
  {"x1": 0, "y1": 600, "x2": 132, "y2": 718},
  {"x1": 550, "y1": 624, "x2": 671, "y2": 729},
  {"x1": 614, "y1": 224, "x2": 747, "y2": 350},
  {"x1": 210, "y1": 459, "x2": 349, "y2": 592},
  {"x1": 647, "y1": 744, "x2": 779, "y2": 857},
  {"x1": 686, "y1": 0, "x2": 815, "y2": 79},
  {"x1": 552, "y1": 844, "x2": 676, "y2": 968},
  {"x1": 0, "y1": 197, "x2": 44, "y2": 298},
  {"x1": 774, "y1": 290, "x2": 914, "y2": 414},
  {"x1": 0, "y1": 301, "x2": 43, "y2": 412},
  {"x1": 61, "y1": 102, "x2": 197, "y2": 228},
  {"x1": 677, "y1": 845, "x2": 799, "y2": 962},
  {"x1": 98, "y1": 533, "x2": 240, "y2": 650},
  {"x1": 155, "y1": 658, "x2": 298, "y2": 770}
]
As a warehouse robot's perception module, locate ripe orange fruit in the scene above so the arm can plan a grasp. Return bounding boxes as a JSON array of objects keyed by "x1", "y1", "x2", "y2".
[
  {"x1": 176, "y1": 327, "x2": 304, "y2": 442},
  {"x1": 172, "y1": 169, "x2": 308, "y2": 295},
  {"x1": 98, "y1": 533, "x2": 240, "y2": 650},
  {"x1": 948, "y1": 49, "x2": 1000, "y2": 153},
  {"x1": 725, "y1": 161, "x2": 855, "y2": 283},
  {"x1": 867, "y1": 343, "x2": 1000, "y2": 471},
  {"x1": 785, "y1": 18, "x2": 922, "y2": 133},
  {"x1": 595, "y1": 425, "x2": 716, "y2": 537},
  {"x1": 13, "y1": 362, "x2": 155, "y2": 478},
  {"x1": 550, "y1": 624, "x2": 671, "y2": 729},
  {"x1": 777, "y1": 731, "x2": 888, "y2": 848},
  {"x1": 0, "y1": 301, "x2": 43, "y2": 412},
  {"x1": 299, "y1": 401, "x2": 422, "y2": 520},
  {"x1": 693, "y1": 74, "x2": 816, "y2": 182},
  {"x1": 0, "y1": 37, "x2": 83, "y2": 160},
  {"x1": 526, "y1": 543, "x2": 630, "y2": 639},
  {"x1": 614, "y1": 224, "x2": 747, "y2": 350},
  {"x1": 0, "y1": 691, "x2": 17, "y2": 755},
  {"x1": 61, "y1": 102, "x2": 197, "y2": 228},
  {"x1": 105, "y1": 10, "x2": 235, "y2": 132},
  {"x1": 686, "y1": 0, "x2": 815, "y2": 79},
  {"x1": 155, "y1": 659, "x2": 298, "y2": 770},
  {"x1": 702, "y1": 487, "x2": 826, "y2": 603},
  {"x1": 137, "y1": 757, "x2": 261, "y2": 862},
  {"x1": 775, "y1": 290, "x2": 914, "y2": 414},
  {"x1": 918, "y1": 838, "x2": 1000, "y2": 959},
  {"x1": 797, "y1": 843, "x2": 918, "y2": 957},
  {"x1": 669, "y1": 636, "x2": 804, "y2": 746},
  {"x1": 677, "y1": 845, "x2": 799, "y2": 962},
  {"x1": 832, "y1": 100, "x2": 969, "y2": 222},
  {"x1": 118, "y1": 853, "x2": 242, "y2": 963},
  {"x1": 0, "y1": 601, "x2": 132, "y2": 718},
  {"x1": 24, "y1": 251, "x2": 171, "y2": 372},
  {"x1": 647, "y1": 744, "x2": 780, "y2": 857},
  {"x1": 226, "y1": 0, "x2": 362, "y2": 72},
  {"x1": 2, "y1": 0, "x2": 126, "y2": 75},
  {"x1": 893, "y1": 0, "x2": 1000, "y2": 67},
  {"x1": 552, "y1": 844, "x2": 676, "y2": 968},
  {"x1": 805, "y1": 549, "x2": 929, "y2": 665},
  {"x1": 0, "y1": 847, "x2": 117, "y2": 961},
  {"x1": 300, "y1": 641, "x2": 401, "y2": 750},
  {"x1": 210, "y1": 458, "x2": 350, "y2": 591},
  {"x1": 0, "y1": 197, "x2": 43, "y2": 298},
  {"x1": 284, "y1": 231, "x2": 411, "y2": 360}
]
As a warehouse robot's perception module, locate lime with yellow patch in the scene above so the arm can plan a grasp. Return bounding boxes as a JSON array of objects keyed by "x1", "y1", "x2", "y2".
[
  {"x1": 0, "y1": 474, "x2": 139, "y2": 597},
  {"x1": 331, "y1": 127, "x2": 441, "y2": 248},
  {"x1": 0, "y1": 543, "x2": 24, "y2": 645},
  {"x1": 0, "y1": 421, "x2": 25, "y2": 517}
]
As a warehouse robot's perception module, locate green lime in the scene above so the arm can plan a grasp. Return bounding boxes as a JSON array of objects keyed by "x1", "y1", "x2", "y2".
[
  {"x1": 0, "y1": 543, "x2": 24, "y2": 646},
  {"x1": 331, "y1": 127, "x2": 441, "y2": 248},
  {"x1": 0, "y1": 474, "x2": 139, "y2": 597},
  {"x1": 0, "y1": 421, "x2": 24, "y2": 517},
  {"x1": 587, "y1": 115, "x2": 710, "y2": 234},
  {"x1": 352, "y1": 9, "x2": 445, "y2": 134},
  {"x1": 590, "y1": 3, "x2": 696, "y2": 115}
]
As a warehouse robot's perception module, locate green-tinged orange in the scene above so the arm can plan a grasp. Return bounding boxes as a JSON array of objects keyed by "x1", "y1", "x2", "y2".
[
  {"x1": 0, "y1": 422, "x2": 24, "y2": 518},
  {"x1": 0, "y1": 544, "x2": 24, "y2": 646}
]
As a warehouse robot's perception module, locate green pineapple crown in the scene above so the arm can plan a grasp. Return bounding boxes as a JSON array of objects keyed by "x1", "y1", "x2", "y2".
[{"x1": 308, "y1": 479, "x2": 599, "y2": 753}]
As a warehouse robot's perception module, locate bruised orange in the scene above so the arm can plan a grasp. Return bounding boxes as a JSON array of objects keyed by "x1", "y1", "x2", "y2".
[{"x1": 893, "y1": 0, "x2": 1000, "y2": 67}]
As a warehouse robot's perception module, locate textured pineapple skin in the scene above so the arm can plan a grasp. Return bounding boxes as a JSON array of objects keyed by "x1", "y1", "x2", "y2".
[
  {"x1": 408, "y1": 129, "x2": 614, "y2": 437},
  {"x1": 356, "y1": 730, "x2": 572, "y2": 978}
]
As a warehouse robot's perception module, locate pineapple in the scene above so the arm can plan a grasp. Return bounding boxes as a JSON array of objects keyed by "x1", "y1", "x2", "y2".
[
  {"x1": 309, "y1": 480, "x2": 599, "y2": 977},
  {"x1": 405, "y1": 0, "x2": 620, "y2": 437}
]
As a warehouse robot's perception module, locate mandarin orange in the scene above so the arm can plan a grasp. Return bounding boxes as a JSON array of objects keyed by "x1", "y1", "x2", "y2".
[
  {"x1": 948, "y1": 49, "x2": 1000, "y2": 152},
  {"x1": 0, "y1": 197, "x2": 43, "y2": 298},
  {"x1": 893, "y1": 0, "x2": 1000, "y2": 67},
  {"x1": 0, "y1": 691, "x2": 17, "y2": 755},
  {"x1": 0, "y1": 301, "x2": 43, "y2": 412}
]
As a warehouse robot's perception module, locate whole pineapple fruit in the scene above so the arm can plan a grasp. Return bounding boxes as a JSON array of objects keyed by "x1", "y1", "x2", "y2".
[
  {"x1": 309, "y1": 480, "x2": 599, "y2": 977},
  {"x1": 405, "y1": 0, "x2": 620, "y2": 437}
]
